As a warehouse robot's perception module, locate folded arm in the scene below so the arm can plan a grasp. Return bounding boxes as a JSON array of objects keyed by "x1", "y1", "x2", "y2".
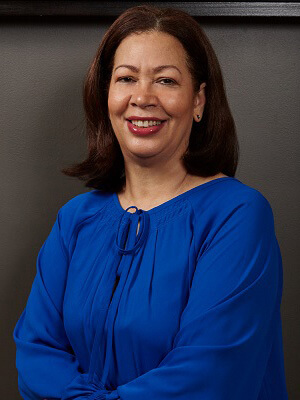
[
  {"x1": 112, "y1": 194, "x2": 282, "y2": 400},
  {"x1": 13, "y1": 210, "x2": 118, "y2": 399}
]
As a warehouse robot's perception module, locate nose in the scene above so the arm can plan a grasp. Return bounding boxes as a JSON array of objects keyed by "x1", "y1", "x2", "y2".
[{"x1": 130, "y1": 81, "x2": 158, "y2": 108}]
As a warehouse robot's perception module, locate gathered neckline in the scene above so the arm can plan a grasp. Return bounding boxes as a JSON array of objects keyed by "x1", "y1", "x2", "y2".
[{"x1": 112, "y1": 176, "x2": 238, "y2": 216}]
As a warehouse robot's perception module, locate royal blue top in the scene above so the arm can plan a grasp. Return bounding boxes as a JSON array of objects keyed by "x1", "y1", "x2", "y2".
[{"x1": 13, "y1": 176, "x2": 288, "y2": 400}]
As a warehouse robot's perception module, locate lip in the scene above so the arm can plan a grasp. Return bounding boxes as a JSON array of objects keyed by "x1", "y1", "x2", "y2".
[
  {"x1": 127, "y1": 119, "x2": 166, "y2": 135},
  {"x1": 127, "y1": 116, "x2": 165, "y2": 121}
]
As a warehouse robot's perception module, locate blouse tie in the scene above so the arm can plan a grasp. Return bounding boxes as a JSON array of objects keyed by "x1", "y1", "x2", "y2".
[
  {"x1": 115, "y1": 206, "x2": 150, "y2": 256},
  {"x1": 87, "y1": 205, "x2": 151, "y2": 396}
]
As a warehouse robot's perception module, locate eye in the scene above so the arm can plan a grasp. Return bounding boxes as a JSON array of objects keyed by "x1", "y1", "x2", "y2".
[
  {"x1": 116, "y1": 76, "x2": 135, "y2": 83},
  {"x1": 157, "y1": 78, "x2": 177, "y2": 85}
]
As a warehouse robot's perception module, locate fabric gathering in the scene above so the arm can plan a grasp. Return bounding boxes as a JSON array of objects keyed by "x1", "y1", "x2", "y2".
[{"x1": 13, "y1": 177, "x2": 288, "y2": 399}]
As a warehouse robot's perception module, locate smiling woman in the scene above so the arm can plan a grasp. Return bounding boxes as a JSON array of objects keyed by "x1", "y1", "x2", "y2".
[
  {"x1": 107, "y1": 31, "x2": 206, "y2": 174},
  {"x1": 13, "y1": 4, "x2": 288, "y2": 400},
  {"x1": 59, "y1": 4, "x2": 238, "y2": 199}
]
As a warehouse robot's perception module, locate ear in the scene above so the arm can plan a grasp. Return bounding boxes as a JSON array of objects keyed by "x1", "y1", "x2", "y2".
[{"x1": 193, "y1": 82, "x2": 206, "y2": 122}]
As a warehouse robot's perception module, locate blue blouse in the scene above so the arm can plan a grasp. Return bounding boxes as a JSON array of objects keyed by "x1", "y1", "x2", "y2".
[{"x1": 13, "y1": 176, "x2": 288, "y2": 399}]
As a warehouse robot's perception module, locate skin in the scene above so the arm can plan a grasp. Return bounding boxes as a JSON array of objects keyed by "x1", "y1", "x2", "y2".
[{"x1": 108, "y1": 31, "x2": 227, "y2": 214}]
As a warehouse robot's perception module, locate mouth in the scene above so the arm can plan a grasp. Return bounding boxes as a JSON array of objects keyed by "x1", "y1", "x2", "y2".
[
  {"x1": 126, "y1": 118, "x2": 167, "y2": 135},
  {"x1": 126, "y1": 118, "x2": 167, "y2": 128}
]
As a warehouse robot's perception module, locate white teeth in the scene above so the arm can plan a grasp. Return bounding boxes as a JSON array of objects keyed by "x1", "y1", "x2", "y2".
[{"x1": 131, "y1": 120, "x2": 162, "y2": 127}]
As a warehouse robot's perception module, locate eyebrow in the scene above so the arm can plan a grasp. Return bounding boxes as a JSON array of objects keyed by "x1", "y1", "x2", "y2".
[{"x1": 114, "y1": 64, "x2": 182, "y2": 75}]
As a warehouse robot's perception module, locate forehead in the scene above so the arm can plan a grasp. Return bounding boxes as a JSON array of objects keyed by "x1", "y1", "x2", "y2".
[{"x1": 113, "y1": 31, "x2": 189, "y2": 70}]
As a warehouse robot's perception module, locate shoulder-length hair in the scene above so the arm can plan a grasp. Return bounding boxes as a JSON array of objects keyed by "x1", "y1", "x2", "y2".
[{"x1": 61, "y1": 5, "x2": 239, "y2": 193}]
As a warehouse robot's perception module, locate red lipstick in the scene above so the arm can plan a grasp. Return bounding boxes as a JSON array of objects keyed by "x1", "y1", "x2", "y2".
[
  {"x1": 126, "y1": 116, "x2": 166, "y2": 136},
  {"x1": 127, "y1": 116, "x2": 164, "y2": 121}
]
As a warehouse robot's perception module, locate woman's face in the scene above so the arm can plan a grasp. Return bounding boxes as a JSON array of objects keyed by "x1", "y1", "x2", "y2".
[{"x1": 108, "y1": 31, "x2": 206, "y2": 164}]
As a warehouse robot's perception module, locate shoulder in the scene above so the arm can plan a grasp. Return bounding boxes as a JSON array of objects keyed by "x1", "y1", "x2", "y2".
[
  {"x1": 190, "y1": 177, "x2": 275, "y2": 232},
  {"x1": 59, "y1": 189, "x2": 112, "y2": 216},
  {"x1": 191, "y1": 178, "x2": 278, "y2": 260},
  {"x1": 56, "y1": 189, "x2": 113, "y2": 245},
  {"x1": 228, "y1": 178, "x2": 274, "y2": 222},
  {"x1": 220, "y1": 178, "x2": 274, "y2": 218}
]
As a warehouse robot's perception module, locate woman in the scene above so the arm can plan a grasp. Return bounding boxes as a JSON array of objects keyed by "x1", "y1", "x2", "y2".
[{"x1": 13, "y1": 5, "x2": 288, "y2": 400}]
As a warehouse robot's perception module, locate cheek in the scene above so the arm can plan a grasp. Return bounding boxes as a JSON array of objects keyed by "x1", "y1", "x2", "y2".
[
  {"x1": 108, "y1": 89, "x2": 128, "y2": 116},
  {"x1": 164, "y1": 92, "x2": 194, "y2": 118}
]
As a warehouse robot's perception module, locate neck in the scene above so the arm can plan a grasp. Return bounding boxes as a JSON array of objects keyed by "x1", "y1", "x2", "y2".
[{"x1": 118, "y1": 164, "x2": 210, "y2": 211}]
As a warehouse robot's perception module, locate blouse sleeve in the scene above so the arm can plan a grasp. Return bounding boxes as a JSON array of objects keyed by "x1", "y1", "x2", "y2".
[
  {"x1": 112, "y1": 193, "x2": 283, "y2": 400},
  {"x1": 13, "y1": 210, "x2": 116, "y2": 400}
]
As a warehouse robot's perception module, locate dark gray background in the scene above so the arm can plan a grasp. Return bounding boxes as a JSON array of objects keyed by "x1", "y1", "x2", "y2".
[{"x1": 1, "y1": 16, "x2": 299, "y2": 399}]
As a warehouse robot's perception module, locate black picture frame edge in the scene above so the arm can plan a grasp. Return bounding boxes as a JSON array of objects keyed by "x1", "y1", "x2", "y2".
[{"x1": 0, "y1": 2, "x2": 299, "y2": 18}]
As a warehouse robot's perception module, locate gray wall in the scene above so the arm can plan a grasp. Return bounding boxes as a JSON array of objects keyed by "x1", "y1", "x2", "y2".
[{"x1": 1, "y1": 18, "x2": 299, "y2": 399}]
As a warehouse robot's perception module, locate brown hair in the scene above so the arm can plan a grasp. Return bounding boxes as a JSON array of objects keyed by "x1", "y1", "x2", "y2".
[{"x1": 61, "y1": 5, "x2": 239, "y2": 193}]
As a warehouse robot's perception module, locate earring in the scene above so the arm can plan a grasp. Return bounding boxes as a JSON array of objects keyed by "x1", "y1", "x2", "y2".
[{"x1": 196, "y1": 114, "x2": 201, "y2": 122}]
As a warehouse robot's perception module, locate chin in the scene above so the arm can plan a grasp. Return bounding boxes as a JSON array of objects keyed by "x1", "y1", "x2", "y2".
[
  {"x1": 131, "y1": 150, "x2": 160, "y2": 159},
  {"x1": 124, "y1": 141, "x2": 160, "y2": 155}
]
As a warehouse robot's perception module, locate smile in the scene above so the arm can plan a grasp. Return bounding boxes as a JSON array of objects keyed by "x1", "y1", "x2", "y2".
[
  {"x1": 129, "y1": 120, "x2": 163, "y2": 128},
  {"x1": 127, "y1": 119, "x2": 166, "y2": 135}
]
